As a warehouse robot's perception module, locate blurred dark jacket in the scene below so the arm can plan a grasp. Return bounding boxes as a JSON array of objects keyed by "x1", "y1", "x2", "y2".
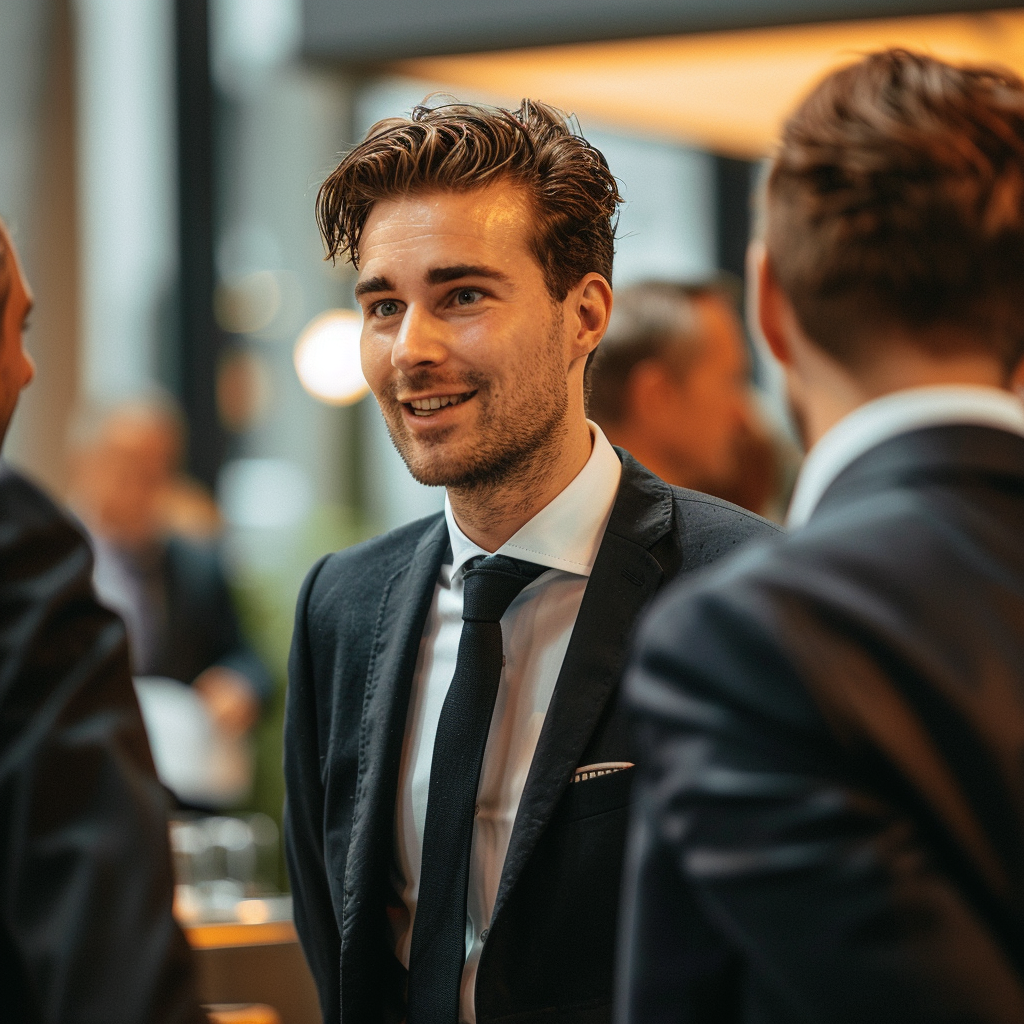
[
  {"x1": 92, "y1": 534, "x2": 271, "y2": 700},
  {"x1": 620, "y1": 423, "x2": 1024, "y2": 1023},
  {"x1": 0, "y1": 466, "x2": 205, "y2": 1024}
]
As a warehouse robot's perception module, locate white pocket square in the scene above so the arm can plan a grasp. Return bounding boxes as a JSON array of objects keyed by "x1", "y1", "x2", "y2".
[{"x1": 571, "y1": 761, "x2": 634, "y2": 783}]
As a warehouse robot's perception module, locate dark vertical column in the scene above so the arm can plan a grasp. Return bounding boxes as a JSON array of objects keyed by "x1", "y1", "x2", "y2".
[
  {"x1": 714, "y1": 154, "x2": 754, "y2": 284},
  {"x1": 715, "y1": 154, "x2": 771, "y2": 384},
  {"x1": 175, "y1": 0, "x2": 226, "y2": 488}
]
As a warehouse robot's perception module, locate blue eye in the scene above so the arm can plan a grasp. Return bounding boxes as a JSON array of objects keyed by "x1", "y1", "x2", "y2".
[
  {"x1": 455, "y1": 289, "x2": 482, "y2": 305},
  {"x1": 376, "y1": 300, "x2": 400, "y2": 317}
]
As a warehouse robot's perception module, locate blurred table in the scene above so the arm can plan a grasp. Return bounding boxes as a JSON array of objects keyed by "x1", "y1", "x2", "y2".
[{"x1": 186, "y1": 918, "x2": 321, "y2": 1024}]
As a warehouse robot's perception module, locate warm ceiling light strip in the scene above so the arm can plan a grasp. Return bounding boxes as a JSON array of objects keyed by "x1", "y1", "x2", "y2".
[{"x1": 393, "y1": 10, "x2": 1024, "y2": 157}]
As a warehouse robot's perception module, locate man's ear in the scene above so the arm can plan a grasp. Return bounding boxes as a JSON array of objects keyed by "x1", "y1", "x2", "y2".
[
  {"x1": 753, "y1": 244, "x2": 793, "y2": 367},
  {"x1": 569, "y1": 273, "x2": 613, "y2": 362}
]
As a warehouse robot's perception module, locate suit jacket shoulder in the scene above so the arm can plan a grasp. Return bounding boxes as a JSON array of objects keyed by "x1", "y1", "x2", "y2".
[
  {"x1": 606, "y1": 449, "x2": 781, "y2": 579},
  {"x1": 296, "y1": 512, "x2": 446, "y2": 703},
  {"x1": 303, "y1": 511, "x2": 445, "y2": 622},
  {"x1": 622, "y1": 426, "x2": 1024, "y2": 1024},
  {"x1": 669, "y1": 485, "x2": 783, "y2": 572}
]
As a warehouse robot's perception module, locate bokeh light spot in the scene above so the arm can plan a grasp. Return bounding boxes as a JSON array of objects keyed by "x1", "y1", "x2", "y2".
[{"x1": 293, "y1": 309, "x2": 368, "y2": 406}]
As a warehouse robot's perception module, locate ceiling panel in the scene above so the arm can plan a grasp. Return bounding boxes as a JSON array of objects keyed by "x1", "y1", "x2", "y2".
[
  {"x1": 302, "y1": 0, "x2": 1021, "y2": 61},
  {"x1": 388, "y1": 10, "x2": 1024, "y2": 156}
]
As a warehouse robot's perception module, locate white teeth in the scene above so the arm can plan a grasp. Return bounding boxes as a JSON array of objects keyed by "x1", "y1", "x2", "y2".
[{"x1": 408, "y1": 393, "x2": 469, "y2": 414}]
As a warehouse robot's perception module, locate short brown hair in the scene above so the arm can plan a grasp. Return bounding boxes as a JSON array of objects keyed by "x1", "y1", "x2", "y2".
[
  {"x1": 317, "y1": 99, "x2": 621, "y2": 301},
  {"x1": 766, "y1": 49, "x2": 1024, "y2": 371}
]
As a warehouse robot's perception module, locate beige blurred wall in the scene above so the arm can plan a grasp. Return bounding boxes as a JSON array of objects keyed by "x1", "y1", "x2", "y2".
[{"x1": 4, "y1": 0, "x2": 80, "y2": 499}]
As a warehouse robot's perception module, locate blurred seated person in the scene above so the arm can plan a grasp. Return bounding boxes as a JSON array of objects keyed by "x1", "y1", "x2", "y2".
[
  {"x1": 589, "y1": 279, "x2": 780, "y2": 515},
  {"x1": 0, "y1": 220, "x2": 205, "y2": 1019},
  {"x1": 67, "y1": 398, "x2": 271, "y2": 748}
]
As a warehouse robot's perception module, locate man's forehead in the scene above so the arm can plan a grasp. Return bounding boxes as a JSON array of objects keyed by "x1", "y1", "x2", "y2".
[
  {"x1": 356, "y1": 185, "x2": 537, "y2": 288},
  {"x1": 361, "y1": 185, "x2": 531, "y2": 248}
]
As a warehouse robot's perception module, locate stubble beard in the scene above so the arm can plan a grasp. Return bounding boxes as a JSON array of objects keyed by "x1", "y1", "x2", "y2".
[{"x1": 377, "y1": 320, "x2": 571, "y2": 500}]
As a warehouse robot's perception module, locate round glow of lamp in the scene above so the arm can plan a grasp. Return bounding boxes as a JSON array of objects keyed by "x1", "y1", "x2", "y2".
[{"x1": 293, "y1": 309, "x2": 369, "y2": 406}]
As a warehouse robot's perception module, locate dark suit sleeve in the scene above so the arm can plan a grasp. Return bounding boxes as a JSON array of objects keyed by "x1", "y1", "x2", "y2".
[
  {"x1": 0, "y1": 477, "x2": 204, "y2": 1024},
  {"x1": 284, "y1": 554, "x2": 341, "y2": 1023},
  {"x1": 619, "y1": 573, "x2": 1024, "y2": 1024}
]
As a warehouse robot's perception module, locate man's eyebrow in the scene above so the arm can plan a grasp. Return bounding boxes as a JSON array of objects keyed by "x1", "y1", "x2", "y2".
[
  {"x1": 426, "y1": 264, "x2": 511, "y2": 287},
  {"x1": 354, "y1": 275, "x2": 394, "y2": 299}
]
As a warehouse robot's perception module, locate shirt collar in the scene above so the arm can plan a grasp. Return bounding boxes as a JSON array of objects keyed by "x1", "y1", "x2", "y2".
[
  {"x1": 445, "y1": 421, "x2": 623, "y2": 578},
  {"x1": 787, "y1": 384, "x2": 1024, "y2": 529}
]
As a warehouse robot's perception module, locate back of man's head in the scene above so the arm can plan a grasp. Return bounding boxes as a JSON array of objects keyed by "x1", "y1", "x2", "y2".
[
  {"x1": 766, "y1": 48, "x2": 1024, "y2": 373},
  {"x1": 317, "y1": 99, "x2": 621, "y2": 301}
]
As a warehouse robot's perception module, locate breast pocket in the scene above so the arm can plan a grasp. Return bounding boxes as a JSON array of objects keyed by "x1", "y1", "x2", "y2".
[{"x1": 558, "y1": 765, "x2": 635, "y2": 823}]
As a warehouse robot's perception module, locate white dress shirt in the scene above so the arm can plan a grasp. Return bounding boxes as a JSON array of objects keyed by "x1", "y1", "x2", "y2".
[
  {"x1": 391, "y1": 422, "x2": 622, "y2": 1023},
  {"x1": 787, "y1": 385, "x2": 1024, "y2": 529}
]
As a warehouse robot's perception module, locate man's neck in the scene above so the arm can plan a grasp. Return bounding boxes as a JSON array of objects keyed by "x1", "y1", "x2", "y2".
[
  {"x1": 447, "y1": 415, "x2": 594, "y2": 552},
  {"x1": 793, "y1": 339, "x2": 1009, "y2": 450}
]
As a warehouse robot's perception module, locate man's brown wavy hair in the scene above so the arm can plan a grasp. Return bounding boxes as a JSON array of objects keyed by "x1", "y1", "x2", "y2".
[
  {"x1": 766, "y1": 48, "x2": 1024, "y2": 372},
  {"x1": 316, "y1": 99, "x2": 622, "y2": 301}
]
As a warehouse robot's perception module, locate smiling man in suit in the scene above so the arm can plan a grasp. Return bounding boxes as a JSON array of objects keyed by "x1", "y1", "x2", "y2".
[
  {"x1": 284, "y1": 100, "x2": 778, "y2": 1024},
  {"x1": 621, "y1": 50, "x2": 1024, "y2": 1023}
]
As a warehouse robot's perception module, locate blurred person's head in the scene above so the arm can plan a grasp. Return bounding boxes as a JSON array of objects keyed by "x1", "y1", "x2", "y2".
[
  {"x1": 68, "y1": 397, "x2": 186, "y2": 550},
  {"x1": 316, "y1": 100, "x2": 619, "y2": 530},
  {"x1": 0, "y1": 220, "x2": 37, "y2": 444},
  {"x1": 589, "y1": 280, "x2": 758, "y2": 496},
  {"x1": 757, "y1": 49, "x2": 1024, "y2": 447}
]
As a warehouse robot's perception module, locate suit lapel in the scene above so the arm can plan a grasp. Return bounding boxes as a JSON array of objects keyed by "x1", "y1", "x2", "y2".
[
  {"x1": 492, "y1": 455, "x2": 674, "y2": 922},
  {"x1": 341, "y1": 517, "x2": 448, "y2": 974},
  {"x1": 813, "y1": 423, "x2": 1024, "y2": 522}
]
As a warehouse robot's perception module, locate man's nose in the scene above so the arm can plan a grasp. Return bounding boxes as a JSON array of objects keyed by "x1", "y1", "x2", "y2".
[{"x1": 392, "y1": 303, "x2": 447, "y2": 372}]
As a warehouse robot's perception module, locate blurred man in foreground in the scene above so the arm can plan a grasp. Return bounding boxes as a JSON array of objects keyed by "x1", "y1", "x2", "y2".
[
  {"x1": 621, "y1": 50, "x2": 1024, "y2": 1023},
  {"x1": 0, "y1": 222, "x2": 204, "y2": 1019},
  {"x1": 589, "y1": 280, "x2": 779, "y2": 515},
  {"x1": 68, "y1": 400, "x2": 271, "y2": 761}
]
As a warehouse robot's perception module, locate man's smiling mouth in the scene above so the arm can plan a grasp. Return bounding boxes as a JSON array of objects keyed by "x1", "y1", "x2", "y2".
[{"x1": 405, "y1": 391, "x2": 477, "y2": 417}]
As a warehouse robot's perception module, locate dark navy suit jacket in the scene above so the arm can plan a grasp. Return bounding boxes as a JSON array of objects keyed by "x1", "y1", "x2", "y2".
[
  {"x1": 284, "y1": 450, "x2": 779, "y2": 1024},
  {"x1": 0, "y1": 467, "x2": 203, "y2": 1024},
  {"x1": 622, "y1": 425, "x2": 1024, "y2": 1023}
]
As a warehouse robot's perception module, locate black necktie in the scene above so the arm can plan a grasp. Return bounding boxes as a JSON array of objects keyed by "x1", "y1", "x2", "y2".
[{"x1": 407, "y1": 554, "x2": 547, "y2": 1024}]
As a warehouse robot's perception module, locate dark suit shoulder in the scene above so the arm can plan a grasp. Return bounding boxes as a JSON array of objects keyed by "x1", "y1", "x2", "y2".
[
  {"x1": 303, "y1": 511, "x2": 444, "y2": 617},
  {"x1": 0, "y1": 469, "x2": 97, "y2": 642},
  {"x1": 0, "y1": 466, "x2": 85, "y2": 551},
  {"x1": 667, "y1": 485, "x2": 782, "y2": 572}
]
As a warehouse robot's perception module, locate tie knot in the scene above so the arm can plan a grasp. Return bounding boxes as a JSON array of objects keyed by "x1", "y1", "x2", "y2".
[{"x1": 462, "y1": 554, "x2": 547, "y2": 623}]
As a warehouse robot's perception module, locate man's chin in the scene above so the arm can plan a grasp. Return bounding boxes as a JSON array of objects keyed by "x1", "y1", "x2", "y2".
[
  {"x1": 394, "y1": 437, "x2": 510, "y2": 490},
  {"x1": 401, "y1": 451, "x2": 480, "y2": 489}
]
